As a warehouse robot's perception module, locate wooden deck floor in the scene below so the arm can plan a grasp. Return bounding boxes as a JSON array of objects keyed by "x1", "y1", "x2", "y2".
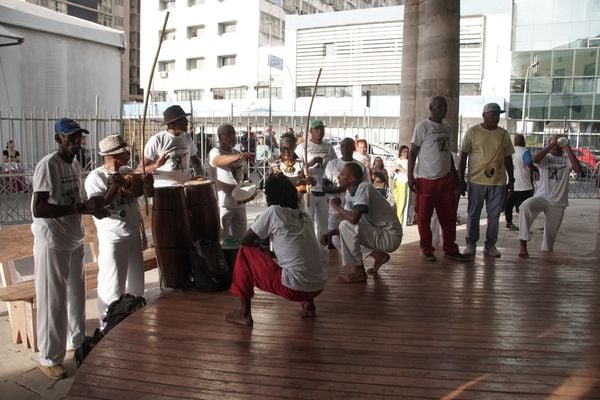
[{"x1": 67, "y1": 245, "x2": 600, "y2": 400}]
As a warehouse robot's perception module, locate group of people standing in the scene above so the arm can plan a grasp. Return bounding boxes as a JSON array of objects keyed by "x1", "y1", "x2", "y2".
[{"x1": 29, "y1": 98, "x2": 580, "y2": 379}]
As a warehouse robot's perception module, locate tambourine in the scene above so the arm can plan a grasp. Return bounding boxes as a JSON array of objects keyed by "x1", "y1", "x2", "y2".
[{"x1": 231, "y1": 181, "x2": 257, "y2": 204}]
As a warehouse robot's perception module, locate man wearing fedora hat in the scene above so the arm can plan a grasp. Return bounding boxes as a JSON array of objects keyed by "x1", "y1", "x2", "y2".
[
  {"x1": 459, "y1": 102, "x2": 515, "y2": 258},
  {"x1": 85, "y1": 134, "x2": 153, "y2": 324},
  {"x1": 142, "y1": 105, "x2": 203, "y2": 187},
  {"x1": 295, "y1": 120, "x2": 337, "y2": 242},
  {"x1": 31, "y1": 118, "x2": 107, "y2": 379}
]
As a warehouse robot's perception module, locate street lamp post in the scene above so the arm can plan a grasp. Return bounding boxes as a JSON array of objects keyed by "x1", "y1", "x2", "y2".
[
  {"x1": 266, "y1": 18, "x2": 273, "y2": 126},
  {"x1": 521, "y1": 56, "x2": 539, "y2": 134}
]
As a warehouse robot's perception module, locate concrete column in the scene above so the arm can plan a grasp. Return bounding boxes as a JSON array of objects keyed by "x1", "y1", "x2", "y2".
[
  {"x1": 399, "y1": 0, "x2": 460, "y2": 151},
  {"x1": 398, "y1": 0, "x2": 419, "y2": 148}
]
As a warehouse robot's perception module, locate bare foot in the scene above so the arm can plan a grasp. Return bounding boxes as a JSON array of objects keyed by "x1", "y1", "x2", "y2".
[
  {"x1": 226, "y1": 311, "x2": 253, "y2": 326},
  {"x1": 367, "y1": 251, "x2": 390, "y2": 274},
  {"x1": 338, "y1": 268, "x2": 368, "y2": 283},
  {"x1": 299, "y1": 300, "x2": 316, "y2": 318},
  {"x1": 519, "y1": 241, "x2": 529, "y2": 258}
]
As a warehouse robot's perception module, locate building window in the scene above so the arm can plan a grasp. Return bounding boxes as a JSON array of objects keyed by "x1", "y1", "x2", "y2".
[
  {"x1": 256, "y1": 86, "x2": 282, "y2": 98},
  {"x1": 212, "y1": 87, "x2": 246, "y2": 100},
  {"x1": 159, "y1": 0, "x2": 176, "y2": 10},
  {"x1": 322, "y1": 43, "x2": 334, "y2": 57},
  {"x1": 361, "y1": 84, "x2": 400, "y2": 96},
  {"x1": 159, "y1": 28, "x2": 176, "y2": 41},
  {"x1": 113, "y1": 16, "x2": 124, "y2": 27},
  {"x1": 186, "y1": 57, "x2": 204, "y2": 70},
  {"x1": 175, "y1": 89, "x2": 203, "y2": 101},
  {"x1": 187, "y1": 25, "x2": 205, "y2": 38},
  {"x1": 297, "y1": 86, "x2": 352, "y2": 98},
  {"x1": 217, "y1": 55, "x2": 236, "y2": 68},
  {"x1": 98, "y1": 14, "x2": 112, "y2": 26},
  {"x1": 158, "y1": 60, "x2": 175, "y2": 72},
  {"x1": 218, "y1": 21, "x2": 237, "y2": 35},
  {"x1": 260, "y1": 12, "x2": 283, "y2": 41},
  {"x1": 151, "y1": 91, "x2": 167, "y2": 102},
  {"x1": 459, "y1": 83, "x2": 482, "y2": 96}
]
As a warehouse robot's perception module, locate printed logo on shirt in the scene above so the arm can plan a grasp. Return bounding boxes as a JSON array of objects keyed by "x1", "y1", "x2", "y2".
[
  {"x1": 435, "y1": 136, "x2": 450, "y2": 153},
  {"x1": 549, "y1": 165, "x2": 567, "y2": 180}
]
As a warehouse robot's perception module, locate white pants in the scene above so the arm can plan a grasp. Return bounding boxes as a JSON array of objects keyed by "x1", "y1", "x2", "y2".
[
  {"x1": 339, "y1": 220, "x2": 403, "y2": 266},
  {"x1": 306, "y1": 194, "x2": 329, "y2": 242},
  {"x1": 518, "y1": 197, "x2": 565, "y2": 252},
  {"x1": 220, "y1": 206, "x2": 247, "y2": 239},
  {"x1": 97, "y1": 232, "x2": 145, "y2": 315},
  {"x1": 34, "y1": 241, "x2": 85, "y2": 366},
  {"x1": 328, "y1": 195, "x2": 344, "y2": 251}
]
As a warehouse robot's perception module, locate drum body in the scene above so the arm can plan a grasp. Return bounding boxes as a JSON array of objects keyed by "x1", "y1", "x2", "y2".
[
  {"x1": 184, "y1": 180, "x2": 220, "y2": 242},
  {"x1": 152, "y1": 186, "x2": 191, "y2": 288}
]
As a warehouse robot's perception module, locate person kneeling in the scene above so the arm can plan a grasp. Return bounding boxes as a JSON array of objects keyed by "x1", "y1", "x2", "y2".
[{"x1": 226, "y1": 174, "x2": 328, "y2": 326}]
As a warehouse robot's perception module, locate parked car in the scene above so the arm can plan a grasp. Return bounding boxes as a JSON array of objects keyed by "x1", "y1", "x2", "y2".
[{"x1": 571, "y1": 148, "x2": 597, "y2": 170}]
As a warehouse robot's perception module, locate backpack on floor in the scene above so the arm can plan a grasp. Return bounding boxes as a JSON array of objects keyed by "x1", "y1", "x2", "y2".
[
  {"x1": 189, "y1": 240, "x2": 232, "y2": 292},
  {"x1": 74, "y1": 328, "x2": 104, "y2": 368},
  {"x1": 103, "y1": 294, "x2": 147, "y2": 335}
]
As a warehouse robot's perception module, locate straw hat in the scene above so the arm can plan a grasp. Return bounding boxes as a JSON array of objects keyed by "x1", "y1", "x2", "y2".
[{"x1": 98, "y1": 134, "x2": 130, "y2": 156}]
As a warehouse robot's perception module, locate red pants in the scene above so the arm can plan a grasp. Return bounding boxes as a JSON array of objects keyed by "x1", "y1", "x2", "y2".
[
  {"x1": 416, "y1": 174, "x2": 459, "y2": 255},
  {"x1": 229, "y1": 246, "x2": 322, "y2": 303}
]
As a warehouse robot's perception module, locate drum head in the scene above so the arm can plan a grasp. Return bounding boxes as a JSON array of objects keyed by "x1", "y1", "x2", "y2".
[
  {"x1": 231, "y1": 182, "x2": 257, "y2": 203},
  {"x1": 184, "y1": 179, "x2": 213, "y2": 187}
]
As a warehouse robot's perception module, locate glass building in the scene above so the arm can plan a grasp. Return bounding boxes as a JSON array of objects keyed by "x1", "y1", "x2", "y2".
[{"x1": 508, "y1": 0, "x2": 600, "y2": 146}]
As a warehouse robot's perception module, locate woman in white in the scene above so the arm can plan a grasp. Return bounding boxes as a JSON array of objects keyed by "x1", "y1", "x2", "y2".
[{"x1": 393, "y1": 145, "x2": 410, "y2": 224}]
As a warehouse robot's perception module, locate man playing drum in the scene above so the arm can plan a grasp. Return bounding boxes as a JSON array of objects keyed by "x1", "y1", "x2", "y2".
[
  {"x1": 226, "y1": 174, "x2": 327, "y2": 326},
  {"x1": 85, "y1": 135, "x2": 153, "y2": 326},
  {"x1": 209, "y1": 124, "x2": 253, "y2": 239},
  {"x1": 141, "y1": 105, "x2": 203, "y2": 187}
]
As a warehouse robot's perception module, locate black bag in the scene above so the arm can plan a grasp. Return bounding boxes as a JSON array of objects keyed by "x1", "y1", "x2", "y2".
[
  {"x1": 74, "y1": 328, "x2": 104, "y2": 368},
  {"x1": 104, "y1": 294, "x2": 147, "y2": 335},
  {"x1": 189, "y1": 240, "x2": 232, "y2": 292}
]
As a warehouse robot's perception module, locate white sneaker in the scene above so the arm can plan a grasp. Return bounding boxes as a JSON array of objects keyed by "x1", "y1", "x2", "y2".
[
  {"x1": 463, "y1": 243, "x2": 476, "y2": 257},
  {"x1": 484, "y1": 245, "x2": 501, "y2": 258}
]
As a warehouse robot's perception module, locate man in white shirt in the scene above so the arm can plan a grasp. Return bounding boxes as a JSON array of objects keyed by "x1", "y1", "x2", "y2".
[
  {"x1": 295, "y1": 120, "x2": 337, "y2": 240},
  {"x1": 408, "y1": 96, "x2": 467, "y2": 262},
  {"x1": 322, "y1": 137, "x2": 368, "y2": 250},
  {"x1": 85, "y1": 135, "x2": 153, "y2": 323},
  {"x1": 226, "y1": 174, "x2": 327, "y2": 326},
  {"x1": 142, "y1": 105, "x2": 203, "y2": 187},
  {"x1": 518, "y1": 135, "x2": 580, "y2": 257},
  {"x1": 31, "y1": 118, "x2": 106, "y2": 379},
  {"x1": 209, "y1": 124, "x2": 253, "y2": 239},
  {"x1": 505, "y1": 134, "x2": 534, "y2": 231},
  {"x1": 323, "y1": 163, "x2": 403, "y2": 283},
  {"x1": 353, "y1": 138, "x2": 371, "y2": 171}
]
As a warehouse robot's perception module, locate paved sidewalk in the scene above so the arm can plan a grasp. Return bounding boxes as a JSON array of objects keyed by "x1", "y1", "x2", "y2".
[{"x1": 0, "y1": 198, "x2": 598, "y2": 399}]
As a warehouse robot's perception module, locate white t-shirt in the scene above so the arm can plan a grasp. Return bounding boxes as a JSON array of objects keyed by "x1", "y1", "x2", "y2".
[
  {"x1": 535, "y1": 154, "x2": 571, "y2": 207},
  {"x1": 271, "y1": 158, "x2": 304, "y2": 186},
  {"x1": 344, "y1": 181, "x2": 403, "y2": 236},
  {"x1": 353, "y1": 152, "x2": 371, "y2": 167},
  {"x1": 144, "y1": 130, "x2": 198, "y2": 188},
  {"x1": 31, "y1": 152, "x2": 85, "y2": 249},
  {"x1": 85, "y1": 166, "x2": 141, "y2": 242},
  {"x1": 411, "y1": 119, "x2": 453, "y2": 179},
  {"x1": 394, "y1": 159, "x2": 408, "y2": 183},
  {"x1": 513, "y1": 146, "x2": 533, "y2": 192},
  {"x1": 208, "y1": 147, "x2": 247, "y2": 209},
  {"x1": 324, "y1": 158, "x2": 368, "y2": 187},
  {"x1": 295, "y1": 141, "x2": 337, "y2": 193},
  {"x1": 251, "y1": 206, "x2": 327, "y2": 292}
]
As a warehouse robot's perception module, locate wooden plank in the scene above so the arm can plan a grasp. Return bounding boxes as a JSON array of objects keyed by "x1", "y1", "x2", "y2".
[{"x1": 68, "y1": 246, "x2": 600, "y2": 400}]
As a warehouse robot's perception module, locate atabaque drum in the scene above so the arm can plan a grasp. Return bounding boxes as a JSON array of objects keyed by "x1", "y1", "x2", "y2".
[
  {"x1": 152, "y1": 186, "x2": 191, "y2": 288},
  {"x1": 184, "y1": 179, "x2": 220, "y2": 242}
]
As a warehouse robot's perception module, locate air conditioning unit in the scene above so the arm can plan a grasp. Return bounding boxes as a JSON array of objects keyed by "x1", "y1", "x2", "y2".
[{"x1": 159, "y1": 71, "x2": 169, "y2": 78}]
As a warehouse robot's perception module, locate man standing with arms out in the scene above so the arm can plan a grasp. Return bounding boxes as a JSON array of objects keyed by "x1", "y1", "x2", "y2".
[
  {"x1": 85, "y1": 135, "x2": 153, "y2": 324},
  {"x1": 459, "y1": 103, "x2": 515, "y2": 258},
  {"x1": 142, "y1": 105, "x2": 203, "y2": 187},
  {"x1": 407, "y1": 96, "x2": 467, "y2": 261},
  {"x1": 31, "y1": 118, "x2": 105, "y2": 379},
  {"x1": 295, "y1": 120, "x2": 337, "y2": 240},
  {"x1": 353, "y1": 138, "x2": 371, "y2": 172},
  {"x1": 518, "y1": 135, "x2": 580, "y2": 257},
  {"x1": 505, "y1": 133, "x2": 534, "y2": 231},
  {"x1": 323, "y1": 163, "x2": 402, "y2": 283},
  {"x1": 209, "y1": 124, "x2": 253, "y2": 239},
  {"x1": 322, "y1": 137, "x2": 368, "y2": 250}
]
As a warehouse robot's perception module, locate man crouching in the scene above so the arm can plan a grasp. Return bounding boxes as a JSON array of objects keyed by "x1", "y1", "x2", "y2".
[{"x1": 226, "y1": 174, "x2": 328, "y2": 326}]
